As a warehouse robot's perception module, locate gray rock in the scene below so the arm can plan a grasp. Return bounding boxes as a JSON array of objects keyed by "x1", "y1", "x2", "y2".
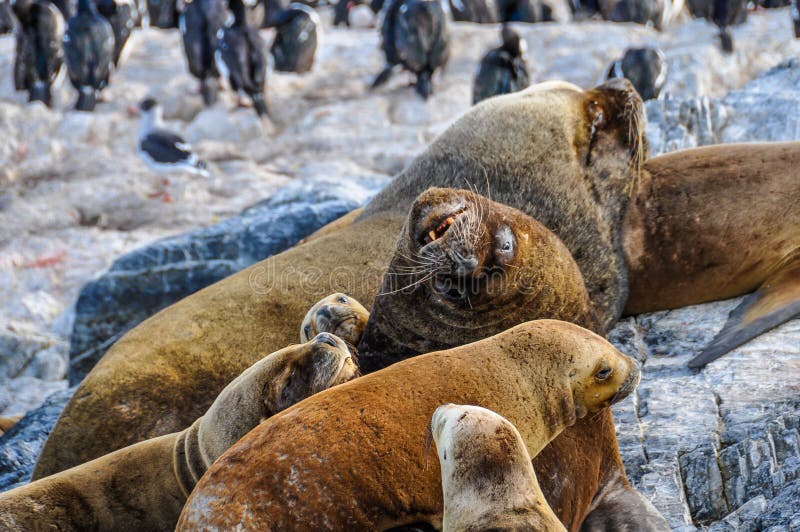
[
  {"x1": 0, "y1": 387, "x2": 75, "y2": 492},
  {"x1": 67, "y1": 176, "x2": 388, "y2": 385}
]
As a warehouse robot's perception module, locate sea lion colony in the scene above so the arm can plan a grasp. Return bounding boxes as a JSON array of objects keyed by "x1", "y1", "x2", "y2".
[{"x1": 2, "y1": 2, "x2": 800, "y2": 530}]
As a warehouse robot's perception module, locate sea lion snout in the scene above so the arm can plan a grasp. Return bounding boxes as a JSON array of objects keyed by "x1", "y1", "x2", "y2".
[
  {"x1": 314, "y1": 332, "x2": 340, "y2": 348},
  {"x1": 301, "y1": 293, "x2": 370, "y2": 345}
]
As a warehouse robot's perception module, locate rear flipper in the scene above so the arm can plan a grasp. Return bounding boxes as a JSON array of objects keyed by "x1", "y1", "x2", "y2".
[
  {"x1": 689, "y1": 256, "x2": 800, "y2": 369},
  {"x1": 370, "y1": 64, "x2": 394, "y2": 89}
]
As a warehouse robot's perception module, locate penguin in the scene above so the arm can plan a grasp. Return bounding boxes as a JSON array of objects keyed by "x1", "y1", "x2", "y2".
[
  {"x1": 605, "y1": 46, "x2": 667, "y2": 100},
  {"x1": 472, "y1": 25, "x2": 528, "y2": 104},
  {"x1": 179, "y1": 0, "x2": 229, "y2": 105},
  {"x1": 270, "y1": 3, "x2": 320, "y2": 73},
  {"x1": 496, "y1": 0, "x2": 546, "y2": 21},
  {"x1": 216, "y1": 0, "x2": 268, "y2": 116},
  {"x1": 333, "y1": 0, "x2": 380, "y2": 25},
  {"x1": 448, "y1": 0, "x2": 497, "y2": 22},
  {"x1": 147, "y1": 0, "x2": 179, "y2": 27},
  {"x1": 1, "y1": 0, "x2": 16, "y2": 33},
  {"x1": 371, "y1": 0, "x2": 449, "y2": 99},
  {"x1": 96, "y1": 0, "x2": 136, "y2": 67},
  {"x1": 63, "y1": 0, "x2": 114, "y2": 111},
  {"x1": 136, "y1": 97, "x2": 211, "y2": 176},
  {"x1": 712, "y1": 0, "x2": 746, "y2": 53},
  {"x1": 11, "y1": 0, "x2": 65, "y2": 106}
]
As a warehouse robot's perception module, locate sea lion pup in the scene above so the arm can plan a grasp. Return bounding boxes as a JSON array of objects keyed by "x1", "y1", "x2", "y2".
[
  {"x1": 432, "y1": 404, "x2": 566, "y2": 532},
  {"x1": 34, "y1": 79, "x2": 647, "y2": 479},
  {"x1": 0, "y1": 334, "x2": 358, "y2": 531},
  {"x1": 177, "y1": 320, "x2": 641, "y2": 530},
  {"x1": 357, "y1": 187, "x2": 599, "y2": 372},
  {"x1": 625, "y1": 142, "x2": 800, "y2": 368},
  {"x1": 300, "y1": 292, "x2": 370, "y2": 345}
]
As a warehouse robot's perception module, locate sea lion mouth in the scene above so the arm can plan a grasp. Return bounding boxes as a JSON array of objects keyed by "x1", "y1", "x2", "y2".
[
  {"x1": 609, "y1": 359, "x2": 641, "y2": 405},
  {"x1": 423, "y1": 208, "x2": 466, "y2": 245},
  {"x1": 433, "y1": 272, "x2": 488, "y2": 303}
]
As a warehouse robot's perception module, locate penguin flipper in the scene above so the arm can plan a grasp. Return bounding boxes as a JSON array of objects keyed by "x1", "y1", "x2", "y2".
[
  {"x1": 689, "y1": 256, "x2": 800, "y2": 369},
  {"x1": 370, "y1": 65, "x2": 394, "y2": 89},
  {"x1": 251, "y1": 91, "x2": 269, "y2": 117},
  {"x1": 201, "y1": 77, "x2": 218, "y2": 106},
  {"x1": 719, "y1": 28, "x2": 734, "y2": 53},
  {"x1": 414, "y1": 70, "x2": 432, "y2": 99}
]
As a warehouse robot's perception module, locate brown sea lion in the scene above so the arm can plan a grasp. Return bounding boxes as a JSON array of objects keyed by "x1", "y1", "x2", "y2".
[
  {"x1": 0, "y1": 334, "x2": 358, "y2": 531},
  {"x1": 357, "y1": 187, "x2": 599, "y2": 371},
  {"x1": 34, "y1": 80, "x2": 653, "y2": 530},
  {"x1": 300, "y1": 292, "x2": 370, "y2": 346},
  {"x1": 431, "y1": 404, "x2": 566, "y2": 532},
  {"x1": 177, "y1": 320, "x2": 641, "y2": 530},
  {"x1": 623, "y1": 142, "x2": 800, "y2": 368}
]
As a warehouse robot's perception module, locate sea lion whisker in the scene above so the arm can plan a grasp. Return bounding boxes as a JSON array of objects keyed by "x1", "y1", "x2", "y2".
[{"x1": 378, "y1": 271, "x2": 437, "y2": 296}]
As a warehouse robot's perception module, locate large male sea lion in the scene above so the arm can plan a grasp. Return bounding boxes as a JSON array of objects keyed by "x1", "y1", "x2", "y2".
[
  {"x1": 177, "y1": 320, "x2": 641, "y2": 530},
  {"x1": 0, "y1": 333, "x2": 358, "y2": 531},
  {"x1": 431, "y1": 404, "x2": 566, "y2": 532},
  {"x1": 35, "y1": 80, "x2": 797, "y2": 502}
]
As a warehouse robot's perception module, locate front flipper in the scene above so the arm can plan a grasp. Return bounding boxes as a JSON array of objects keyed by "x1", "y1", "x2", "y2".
[{"x1": 689, "y1": 256, "x2": 800, "y2": 369}]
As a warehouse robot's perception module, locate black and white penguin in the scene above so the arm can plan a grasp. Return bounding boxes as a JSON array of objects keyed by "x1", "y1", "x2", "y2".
[
  {"x1": 472, "y1": 25, "x2": 528, "y2": 104},
  {"x1": 270, "y1": 3, "x2": 320, "y2": 73},
  {"x1": 137, "y1": 97, "x2": 210, "y2": 176},
  {"x1": 11, "y1": 0, "x2": 64, "y2": 106},
  {"x1": 448, "y1": 0, "x2": 497, "y2": 22},
  {"x1": 1, "y1": 0, "x2": 16, "y2": 33},
  {"x1": 216, "y1": 0, "x2": 268, "y2": 115},
  {"x1": 606, "y1": 46, "x2": 667, "y2": 100},
  {"x1": 333, "y1": 0, "x2": 381, "y2": 25},
  {"x1": 793, "y1": 0, "x2": 800, "y2": 38},
  {"x1": 96, "y1": 0, "x2": 136, "y2": 66},
  {"x1": 371, "y1": 0, "x2": 449, "y2": 99},
  {"x1": 147, "y1": 0, "x2": 179, "y2": 27},
  {"x1": 63, "y1": 0, "x2": 114, "y2": 111},
  {"x1": 179, "y1": 0, "x2": 229, "y2": 105},
  {"x1": 712, "y1": 0, "x2": 746, "y2": 52},
  {"x1": 597, "y1": 0, "x2": 679, "y2": 29},
  {"x1": 496, "y1": 0, "x2": 550, "y2": 22}
]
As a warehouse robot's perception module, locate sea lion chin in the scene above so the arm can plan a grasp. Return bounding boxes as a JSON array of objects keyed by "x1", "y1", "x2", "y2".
[{"x1": 357, "y1": 187, "x2": 598, "y2": 371}]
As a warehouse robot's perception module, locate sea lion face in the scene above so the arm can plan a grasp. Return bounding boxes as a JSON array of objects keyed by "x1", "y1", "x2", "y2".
[
  {"x1": 271, "y1": 333, "x2": 360, "y2": 413},
  {"x1": 300, "y1": 293, "x2": 370, "y2": 346},
  {"x1": 406, "y1": 188, "x2": 521, "y2": 307},
  {"x1": 566, "y1": 328, "x2": 641, "y2": 419}
]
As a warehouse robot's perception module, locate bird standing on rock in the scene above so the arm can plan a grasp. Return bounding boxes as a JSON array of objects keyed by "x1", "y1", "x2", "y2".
[
  {"x1": 216, "y1": 0, "x2": 269, "y2": 116},
  {"x1": 11, "y1": 0, "x2": 65, "y2": 106},
  {"x1": 606, "y1": 46, "x2": 667, "y2": 100},
  {"x1": 136, "y1": 97, "x2": 211, "y2": 177},
  {"x1": 96, "y1": 0, "x2": 136, "y2": 67},
  {"x1": 63, "y1": 0, "x2": 114, "y2": 111},
  {"x1": 179, "y1": 0, "x2": 229, "y2": 105},
  {"x1": 371, "y1": 0, "x2": 450, "y2": 99},
  {"x1": 472, "y1": 25, "x2": 529, "y2": 104},
  {"x1": 712, "y1": 0, "x2": 746, "y2": 52},
  {"x1": 270, "y1": 3, "x2": 320, "y2": 73}
]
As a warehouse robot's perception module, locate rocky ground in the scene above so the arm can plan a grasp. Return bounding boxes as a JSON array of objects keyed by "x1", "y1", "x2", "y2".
[{"x1": 0, "y1": 6, "x2": 799, "y2": 530}]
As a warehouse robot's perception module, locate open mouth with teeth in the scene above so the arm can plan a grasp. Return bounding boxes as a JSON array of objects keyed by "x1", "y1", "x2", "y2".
[{"x1": 422, "y1": 208, "x2": 466, "y2": 245}]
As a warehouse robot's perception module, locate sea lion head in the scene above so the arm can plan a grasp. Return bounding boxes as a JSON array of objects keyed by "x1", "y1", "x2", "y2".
[
  {"x1": 300, "y1": 293, "x2": 370, "y2": 346},
  {"x1": 358, "y1": 188, "x2": 596, "y2": 370},
  {"x1": 431, "y1": 404, "x2": 564, "y2": 531},
  {"x1": 198, "y1": 333, "x2": 359, "y2": 463}
]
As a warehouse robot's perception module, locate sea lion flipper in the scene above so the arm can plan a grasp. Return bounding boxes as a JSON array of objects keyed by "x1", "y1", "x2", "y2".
[{"x1": 689, "y1": 257, "x2": 800, "y2": 369}]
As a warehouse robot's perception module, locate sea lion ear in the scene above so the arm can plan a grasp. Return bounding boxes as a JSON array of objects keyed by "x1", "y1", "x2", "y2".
[{"x1": 689, "y1": 256, "x2": 800, "y2": 369}]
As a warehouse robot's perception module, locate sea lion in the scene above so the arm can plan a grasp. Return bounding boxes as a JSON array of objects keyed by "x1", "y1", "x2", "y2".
[
  {"x1": 300, "y1": 292, "x2": 370, "y2": 346},
  {"x1": 177, "y1": 320, "x2": 640, "y2": 530},
  {"x1": 431, "y1": 404, "x2": 566, "y2": 532},
  {"x1": 0, "y1": 334, "x2": 358, "y2": 531},
  {"x1": 357, "y1": 187, "x2": 599, "y2": 372},
  {"x1": 34, "y1": 79, "x2": 647, "y2": 478},
  {"x1": 623, "y1": 142, "x2": 800, "y2": 368}
]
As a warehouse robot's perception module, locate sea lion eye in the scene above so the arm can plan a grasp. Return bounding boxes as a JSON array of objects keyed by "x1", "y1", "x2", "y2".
[
  {"x1": 595, "y1": 367, "x2": 613, "y2": 381},
  {"x1": 337, "y1": 295, "x2": 349, "y2": 304}
]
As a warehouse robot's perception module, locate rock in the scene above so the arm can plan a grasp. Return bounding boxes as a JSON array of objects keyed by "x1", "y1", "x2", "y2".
[
  {"x1": 0, "y1": 387, "x2": 74, "y2": 492},
  {"x1": 67, "y1": 175, "x2": 388, "y2": 384},
  {"x1": 646, "y1": 58, "x2": 800, "y2": 156}
]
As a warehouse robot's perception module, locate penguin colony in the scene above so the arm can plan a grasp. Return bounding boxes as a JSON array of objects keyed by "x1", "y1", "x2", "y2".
[{"x1": 3, "y1": 0, "x2": 796, "y2": 163}]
